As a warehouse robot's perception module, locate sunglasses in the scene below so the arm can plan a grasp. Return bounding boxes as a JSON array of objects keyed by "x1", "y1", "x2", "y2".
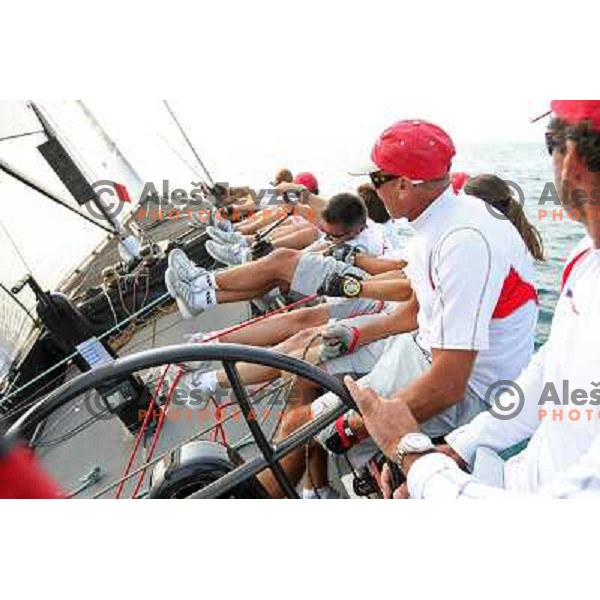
[
  {"x1": 370, "y1": 171, "x2": 399, "y2": 189},
  {"x1": 545, "y1": 131, "x2": 566, "y2": 156},
  {"x1": 322, "y1": 223, "x2": 366, "y2": 241},
  {"x1": 369, "y1": 171, "x2": 425, "y2": 189}
]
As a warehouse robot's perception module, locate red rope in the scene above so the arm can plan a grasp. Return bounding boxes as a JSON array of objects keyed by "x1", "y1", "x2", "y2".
[
  {"x1": 117, "y1": 293, "x2": 320, "y2": 499},
  {"x1": 199, "y1": 294, "x2": 319, "y2": 345},
  {"x1": 131, "y1": 367, "x2": 184, "y2": 498},
  {"x1": 114, "y1": 365, "x2": 171, "y2": 499},
  {"x1": 212, "y1": 396, "x2": 228, "y2": 445}
]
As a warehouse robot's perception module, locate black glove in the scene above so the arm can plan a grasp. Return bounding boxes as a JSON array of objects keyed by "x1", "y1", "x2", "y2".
[
  {"x1": 324, "y1": 413, "x2": 361, "y2": 455},
  {"x1": 250, "y1": 238, "x2": 274, "y2": 260},
  {"x1": 318, "y1": 272, "x2": 363, "y2": 298},
  {"x1": 325, "y1": 243, "x2": 361, "y2": 265},
  {"x1": 210, "y1": 183, "x2": 230, "y2": 207}
]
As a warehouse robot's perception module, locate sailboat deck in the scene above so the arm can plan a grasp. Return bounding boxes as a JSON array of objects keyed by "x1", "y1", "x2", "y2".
[{"x1": 36, "y1": 299, "x2": 258, "y2": 498}]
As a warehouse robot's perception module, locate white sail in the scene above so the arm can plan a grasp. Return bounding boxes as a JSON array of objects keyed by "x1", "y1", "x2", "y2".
[{"x1": 0, "y1": 101, "x2": 43, "y2": 142}]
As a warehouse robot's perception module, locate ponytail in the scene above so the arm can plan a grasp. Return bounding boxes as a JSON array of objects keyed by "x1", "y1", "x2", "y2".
[{"x1": 464, "y1": 174, "x2": 545, "y2": 262}]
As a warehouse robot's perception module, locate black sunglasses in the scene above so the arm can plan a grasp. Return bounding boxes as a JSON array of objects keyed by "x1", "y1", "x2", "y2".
[
  {"x1": 369, "y1": 171, "x2": 399, "y2": 189},
  {"x1": 545, "y1": 131, "x2": 566, "y2": 156},
  {"x1": 369, "y1": 171, "x2": 426, "y2": 189},
  {"x1": 322, "y1": 222, "x2": 366, "y2": 241}
]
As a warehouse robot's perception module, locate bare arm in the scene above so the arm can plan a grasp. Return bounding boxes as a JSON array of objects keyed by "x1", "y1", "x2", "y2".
[
  {"x1": 355, "y1": 296, "x2": 419, "y2": 347},
  {"x1": 393, "y1": 348, "x2": 478, "y2": 422},
  {"x1": 355, "y1": 254, "x2": 407, "y2": 276},
  {"x1": 359, "y1": 278, "x2": 413, "y2": 302}
]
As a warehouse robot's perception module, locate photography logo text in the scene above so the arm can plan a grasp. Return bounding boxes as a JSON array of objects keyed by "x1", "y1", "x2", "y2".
[{"x1": 488, "y1": 379, "x2": 600, "y2": 421}]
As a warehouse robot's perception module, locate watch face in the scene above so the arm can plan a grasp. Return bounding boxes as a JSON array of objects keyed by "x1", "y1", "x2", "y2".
[
  {"x1": 401, "y1": 433, "x2": 434, "y2": 454},
  {"x1": 342, "y1": 277, "x2": 362, "y2": 298}
]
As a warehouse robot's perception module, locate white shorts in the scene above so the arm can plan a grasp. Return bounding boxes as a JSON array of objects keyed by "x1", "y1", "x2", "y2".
[
  {"x1": 312, "y1": 332, "x2": 488, "y2": 471},
  {"x1": 290, "y1": 254, "x2": 366, "y2": 297},
  {"x1": 326, "y1": 298, "x2": 392, "y2": 320}
]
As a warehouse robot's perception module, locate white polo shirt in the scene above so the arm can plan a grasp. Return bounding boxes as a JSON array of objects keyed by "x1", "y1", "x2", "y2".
[
  {"x1": 404, "y1": 189, "x2": 538, "y2": 399},
  {"x1": 408, "y1": 237, "x2": 600, "y2": 498}
]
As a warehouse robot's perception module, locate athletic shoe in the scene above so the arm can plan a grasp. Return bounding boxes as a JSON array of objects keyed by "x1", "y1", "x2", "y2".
[
  {"x1": 206, "y1": 226, "x2": 247, "y2": 247},
  {"x1": 181, "y1": 332, "x2": 221, "y2": 370},
  {"x1": 206, "y1": 241, "x2": 250, "y2": 266},
  {"x1": 145, "y1": 365, "x2": 185, "y2": 407},
  {"x1": 185, "y1": 370, "x2": 219, "y2": 409},
  {"x1": 302, "y1": 486, "x2": 341, "y2": 500},
  {"x1": 165, "y1": 268, "x2": 216, "y2": 319},
  {"x1": 146, "y1": 366, "x2": 215, "y2": 409},
  {"x1": 209, "y1": 208, "x2": 234, "y2": 233},
  {"x1": 168, "y1": 249, "x2": 212, "y2": 286}
]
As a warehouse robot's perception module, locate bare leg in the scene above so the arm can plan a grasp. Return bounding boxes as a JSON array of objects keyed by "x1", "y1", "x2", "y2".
[
  {"x1": 216, "y1": 304, "x2": 330, "y2": 346},
  {"x1": 257, "y1": 377, "x2": 322, "y2": 498},
  {"x1": 237, "y1": 207, "x2": 291, "y2": 235},
  {"x1": 269, "y1": 221, "x2": 315, "y2": 241},
  {"x1": 304, "y1": 444, "x2": 329, "y2": 491},
  {"x1": 214, "y1": 286, "x2": 274, "y2": 304},
  {"x1": 215, "y1": 327, "x2": 325, "y2": 387},
  {"x1": 215, "y1": 248, "x2": 302, "y2": 292},
  {"x1": 271, "y1": 226, "x2": 319, "y2": 250}
]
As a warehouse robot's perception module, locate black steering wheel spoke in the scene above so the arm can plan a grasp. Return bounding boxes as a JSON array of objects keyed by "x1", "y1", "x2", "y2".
[{"x1": 221, "y1": 361, "x2": 299, "y2": 499}]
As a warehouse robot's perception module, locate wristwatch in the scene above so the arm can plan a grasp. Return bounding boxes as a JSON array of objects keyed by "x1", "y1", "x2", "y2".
[
  {"x1": 395, "y1": 433, "x2": 435, "y2": 469},
  {"x1": 342, "y1": 276, "x2": 362, "y2": 298}
]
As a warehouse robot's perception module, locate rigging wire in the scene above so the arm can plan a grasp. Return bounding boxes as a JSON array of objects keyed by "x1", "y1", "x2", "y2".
[
  {"x1": 155, "y1": 131, "x2": 206, "y2": 182},
  {"x1": 0, "y1": 217, "x2": 34, "y2": 275},
  {"x1": 162, "y1": 100, "x2": 215, "y2": 187},
  {"x1": 0, "y1": 157, "x2": 115, "y2": 235}
]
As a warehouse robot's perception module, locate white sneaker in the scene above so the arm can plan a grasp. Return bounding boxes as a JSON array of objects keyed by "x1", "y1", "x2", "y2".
[
  {"x1": 182, "y1": 332, "x2": 221, "y2": 370},
  {"x1": 209, "y1": 208, "x2": 234, "y2": 233},
  {"x1": 147, "y1": 366, "x2": 216, "y2": 409},
  {"x1": 206, "y1": 241, "x2": 250, "y2": 266},
  {"x1": 168, "y1": 249, "x2": 214, "y2": 286},
  {"x1": 206, "y1": 226, "x2": 247, "y2": 247},
  {"x1": 302, "y1": 486, "x2": 341, "y2": 500},
  {"x1": 165, "y1": 268, "x2": 217, "y2": 319}
]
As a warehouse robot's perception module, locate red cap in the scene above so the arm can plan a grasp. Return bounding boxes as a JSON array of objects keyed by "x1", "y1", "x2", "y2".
[
  {"x1": 551, "y1": 100, "x2": 600, "y2": 131},
  {"x1": 352, "y1": 120, "x2": 456, "y2": 181},
  {"x1": 294, "y1": 172, "x2": 319, "y2": 193}
]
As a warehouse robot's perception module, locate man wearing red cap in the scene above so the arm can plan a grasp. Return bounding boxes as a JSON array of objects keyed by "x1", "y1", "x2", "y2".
[
  {"x1": 300, "y1": 119, "x2": 539, "y2": 499},
  {"x1": 348, "y1": 103, "x2": 600, "y2": 498}
]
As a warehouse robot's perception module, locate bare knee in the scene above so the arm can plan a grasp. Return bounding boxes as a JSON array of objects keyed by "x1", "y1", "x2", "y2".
[
  {"x1": 291, "y1": 306, "x2": 329, "y2": 330},
  {"x1": 288, "y1": 326, "x2": 322, "y2": 347},
  {"x1": 265, "y1": 248, "x2": 300, "y2": 278}
]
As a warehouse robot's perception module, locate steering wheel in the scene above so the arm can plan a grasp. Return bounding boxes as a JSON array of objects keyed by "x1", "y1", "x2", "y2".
[{"x1": 6, "y1": 344, "x2": 356, "y2": 499}]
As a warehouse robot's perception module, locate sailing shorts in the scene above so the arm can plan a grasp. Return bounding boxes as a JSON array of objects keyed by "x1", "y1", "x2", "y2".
[
  {"x1": 290, "y1": 254, "x2": 366, "y2": 297},
  {"x1": 312, "y1": 332, "x2": 489, "y2": 473}
]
